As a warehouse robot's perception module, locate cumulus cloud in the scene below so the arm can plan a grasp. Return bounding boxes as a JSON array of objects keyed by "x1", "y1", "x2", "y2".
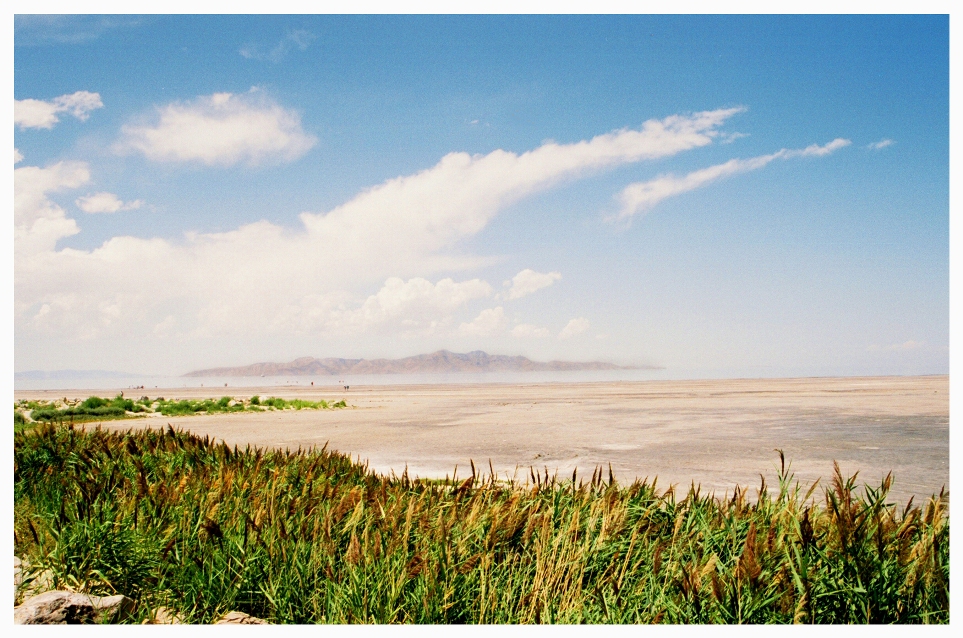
[
  {"x1": 16, "y1": 108, "x2": 743, "y2": 342},
  {"x1": 459, "y1": 307, "x2": 507, "y2": 336},
  {"x1": 116, "y1": 90, "x2": 317, "y2": 166},
  {"x1": 503, "y1": 269, "x2": 562, "y2": 300},
  {"x1": 867, "y1": 139, "x2": 895, "y2": 150},
  {"x1": 617, "y1": 138, "x2": 851, "y2": 219},
  {"x1": 558, "y1": 317, "x2": 590, "y2": 340},
  {"x1": 240, "y1": 29, "x2": 317, "y2": 63},
  {"x1": 75, "y1": 192, "x2": 143, "y2": 214},
  {"x1": 15, "y1": 148, "x2": 23, "y2": 164},
  {"x1": 511, "y1": 323, "x2": 550, "y2": 338},
  {"x1": 14, "y1": 91, "x2": 103, "y2": 129},
  {"x1": 14, "y1": 160, "x2": 89, "y2": 255}
]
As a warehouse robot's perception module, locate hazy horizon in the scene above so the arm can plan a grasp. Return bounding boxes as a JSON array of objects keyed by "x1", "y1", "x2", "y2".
[{"x1": 15, "y1": 15, "x2": 948, "y2": 379}]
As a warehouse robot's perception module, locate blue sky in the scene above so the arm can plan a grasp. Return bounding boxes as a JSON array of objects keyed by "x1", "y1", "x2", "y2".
[{"x1": 13, "y1": 14, "x2": 948, "y2": 377}]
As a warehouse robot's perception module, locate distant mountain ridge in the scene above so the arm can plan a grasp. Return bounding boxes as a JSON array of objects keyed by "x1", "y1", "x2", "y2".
[{"x1": 183, "y1": 350, "x2": 642, "y2": 377}]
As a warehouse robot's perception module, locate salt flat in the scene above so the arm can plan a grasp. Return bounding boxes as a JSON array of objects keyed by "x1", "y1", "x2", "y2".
[{"x1": 19, "y1": 375, "x2": 948, "y2": 506}]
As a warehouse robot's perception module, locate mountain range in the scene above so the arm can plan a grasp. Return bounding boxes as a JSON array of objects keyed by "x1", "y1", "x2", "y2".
[{"x1": 183, "y1": 350, "x2": 644, "y2": 377}]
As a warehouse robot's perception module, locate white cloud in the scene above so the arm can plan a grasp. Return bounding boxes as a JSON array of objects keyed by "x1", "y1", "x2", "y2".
[
  {"x1": 75, "y1": 192, "x2": 143, "y2": 214},
  {"x1": 14, "y1": 160, "x2": 90, "y2": 255},
  {"x1": 16, "y1": 108, "x2": 743, "y2": 343},
  {"x1": 867, "y1": 139, "x2": 895, "y2": 150},
  {"x1": 791, "y1": 138, "x2": 851, "y2": 157},
  {"x1": 558, "y1": 317, "x2": 590, "y2": 340},
  {"x1": 14, "y1": 91, "x2": 103, "y2": 129},
  {"x1": 459, "y1": 307, "x2": 507, "y2": 336},
  {"x1": 512, "y1": 323, "x2": 550, "y2": 338},
  {"x1": 503, "y1": 269, "x2": 562, "y2": 300},
  {"x1": 116, "y1": 90, "x2": 317, "y2": 166},
  {"x1": 15, "y1": 148, "x2": 23, "y2": 164},
  {"x1": 617, "y1": 138, "x2": 851, "y2": 219}
]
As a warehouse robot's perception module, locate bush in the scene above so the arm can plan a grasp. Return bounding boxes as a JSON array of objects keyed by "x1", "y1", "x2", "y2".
[{"x1": 81, "y1": 396, "x2": 108, "y2": 410}]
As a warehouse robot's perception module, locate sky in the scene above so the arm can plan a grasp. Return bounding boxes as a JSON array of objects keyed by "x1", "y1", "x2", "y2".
[{"x1": 12, "y1": 14, "x2": 949, "y2": 378}]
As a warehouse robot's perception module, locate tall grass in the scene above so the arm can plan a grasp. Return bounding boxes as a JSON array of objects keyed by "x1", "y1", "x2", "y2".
[{"x1": 14, "y1": 424, "x2": 948, "y2": 624}]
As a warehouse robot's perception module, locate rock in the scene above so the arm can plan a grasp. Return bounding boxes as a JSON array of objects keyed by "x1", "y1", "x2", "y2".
[
  {"x1": 146, "y1": 606, "x2": 184, "y2": 624},
  {"x1": 14, "y1": 557, "x2": 22, "y2": 599},
  {"x1": 14, "y1": 591, "x2": 97, "y2": 624},
  {"x1": 14, "y1": 590, "x2": 133, "y2": 624},
  {"x1": 215, "y1": 610, "x2": 268, "y2": 624}
]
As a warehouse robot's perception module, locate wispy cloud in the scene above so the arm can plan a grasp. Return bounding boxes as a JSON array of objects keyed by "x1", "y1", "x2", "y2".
[
  {"x1": 720, "y1": 131, "x2": 749, "y2": 144},
  {"x1": 14, "y1": 91, "x2": 103, "y2": 129},
  {"x1": 75, "y1": 192, "x2": 143, "y2": 214},
  {"x1": 240, "y1": 29, "x2": 317, "y2": 63},
  {"x1": 616, "y1": 138, "x2": 851, "y2": 220},
  {"x1": 116, "y1": 89, "x2": 316, "y2": 166},
  {"x1": 14, "y1": 15, "x2": 144, "y2": 46},
  {"x1": 867, "y1": 138, "x2": 895, "y2": 150}
]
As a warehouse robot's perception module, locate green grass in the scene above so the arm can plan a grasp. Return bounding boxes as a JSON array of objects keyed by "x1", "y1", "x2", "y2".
[{"x1": 14, "y1": 424, "x2": 948, "y2": 624}]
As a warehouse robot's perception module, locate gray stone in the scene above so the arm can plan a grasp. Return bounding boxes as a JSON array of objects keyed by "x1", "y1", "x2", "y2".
[
  {"x1": 14, "y1": 591, "x2": 98, "y2": 624},
  {"x1": 14, "y1": 590, "x2": 133, "y2": 624}
]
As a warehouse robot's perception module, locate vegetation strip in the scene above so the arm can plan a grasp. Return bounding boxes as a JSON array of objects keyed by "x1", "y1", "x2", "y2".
[
  {"x1": 15, "y1": 394, "x2": 347, "y2": 426},
  {"x1": 14, "y1": 423, "x2": 948, "y2": 624}
]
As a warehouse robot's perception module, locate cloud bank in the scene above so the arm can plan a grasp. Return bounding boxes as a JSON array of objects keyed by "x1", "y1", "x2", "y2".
[{"x1": 17, "y1": 107, "x2": 745, "y2": 346}]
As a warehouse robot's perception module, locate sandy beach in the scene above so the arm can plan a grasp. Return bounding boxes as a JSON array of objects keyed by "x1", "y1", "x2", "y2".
[{"x1": 18, "y1": 375, "x2": 948, "y2": 506}]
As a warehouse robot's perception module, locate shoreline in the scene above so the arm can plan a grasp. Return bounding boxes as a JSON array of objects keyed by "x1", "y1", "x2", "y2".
[{"x1": 18, "y1": 375, "x2": 947, "y2": 508}]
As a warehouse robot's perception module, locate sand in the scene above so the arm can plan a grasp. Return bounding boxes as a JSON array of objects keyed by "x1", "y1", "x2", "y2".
[{"x1": 18, "y1": 375, "x2": 948, "y2": 506}]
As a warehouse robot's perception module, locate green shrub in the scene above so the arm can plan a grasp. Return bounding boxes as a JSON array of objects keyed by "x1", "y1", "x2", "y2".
[{"x1": 81, "y1": 396, "x2": 108, "y2": 410}]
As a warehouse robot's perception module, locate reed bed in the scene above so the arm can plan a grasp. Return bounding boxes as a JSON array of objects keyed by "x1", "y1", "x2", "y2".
[{"x1": 13, "y1": 422, "x2": 948, "y2": 624}]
